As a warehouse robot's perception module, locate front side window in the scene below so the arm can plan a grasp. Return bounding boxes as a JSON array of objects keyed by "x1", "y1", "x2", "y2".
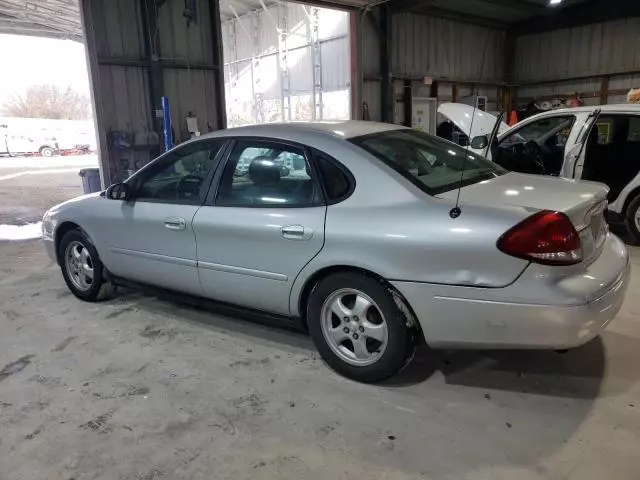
[
  {"x1": 216, "y1": 141, "x2": 318, "y2": 206},
  {"x1": 496, "y1": 115, "x2": 575, "y2": 175},
  {"x1": 350, "y1": 129, "x2": 504, "y2": 196},
  {"x1": 133, "y1": 140, "x2": 224, "y2": 203}
]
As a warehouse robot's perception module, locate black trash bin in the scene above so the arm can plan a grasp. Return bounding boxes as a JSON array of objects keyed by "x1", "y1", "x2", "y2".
[{"x1": 79, "y1": 168, "x2": 101, "y2": 194}]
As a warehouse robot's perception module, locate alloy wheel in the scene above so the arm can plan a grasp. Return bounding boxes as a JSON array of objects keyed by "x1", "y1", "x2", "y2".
[
  {"x1": 64, "y1": 240, "x2": 94, "y2": 292},
  {"x1": 320, "y1": 288, "x2": 389, "y2": 366}
]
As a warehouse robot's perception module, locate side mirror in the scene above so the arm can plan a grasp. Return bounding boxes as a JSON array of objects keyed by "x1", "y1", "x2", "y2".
[
  {"x1": 470, "y1": 135, "x2": 489, "y2": 150},
  {"x1": 105, "y1": 182, "x2": 131, "y2": 201}
]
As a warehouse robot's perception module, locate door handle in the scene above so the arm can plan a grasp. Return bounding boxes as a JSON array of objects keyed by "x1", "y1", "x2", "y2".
[
  {"x1": 282, "y1": 225, "x2": 312, "y2": 240},
  {"x1": 164, "y1": 217, "x2": 186, "y2": 231}
]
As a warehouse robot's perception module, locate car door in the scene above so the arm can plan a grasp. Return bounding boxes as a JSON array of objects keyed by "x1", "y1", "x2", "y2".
[
  {"x1": 490, "y1": 114, "x2": 579, "y2": 176},
  {"x1": 192, "y1": 138, "x2": 327, "y2": 315},
  {"x1": 563, "y1": 109, "x2": 601, "y2": 180},
  {"x1": 100, "y1": 139, "x2": 226, "y2": 295}
]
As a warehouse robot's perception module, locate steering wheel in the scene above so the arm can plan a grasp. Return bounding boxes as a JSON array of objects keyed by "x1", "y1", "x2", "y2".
[
  {"x1": 523, "y1": 140, "x2": 547, "y2": 174},
  {"x1": 176, "y1": 175, "x2": 203, "y2": 200}
]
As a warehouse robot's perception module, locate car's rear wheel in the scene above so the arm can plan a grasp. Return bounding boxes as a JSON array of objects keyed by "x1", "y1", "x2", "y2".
[
  {"x1": 307, "y1": 272, "x2": 413, "y2": 382},
  {"x1": 59, "y1": 229, "x2": 113, "y2": 302},
  {"x1": 624, "y1": 194, "x2": 640, "y2": 244},
  {"x1": 40, "y1": 146, "x2": 55, "y2": 157}
]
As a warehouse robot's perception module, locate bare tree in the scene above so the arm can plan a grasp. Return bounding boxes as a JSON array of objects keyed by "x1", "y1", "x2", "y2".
[{"x1": 1, "y1": 85, "x2": 92, "y2": 120}]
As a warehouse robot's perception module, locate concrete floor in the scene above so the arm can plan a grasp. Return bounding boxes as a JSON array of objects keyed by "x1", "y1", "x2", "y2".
[{"x1": 1, "y1": 162, "x2": 640, "y2": 480}]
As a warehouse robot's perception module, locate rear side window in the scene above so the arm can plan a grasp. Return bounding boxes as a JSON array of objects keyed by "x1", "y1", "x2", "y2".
[{"x1": 314, "y1": 151, "x2": 353, "y2": 203}]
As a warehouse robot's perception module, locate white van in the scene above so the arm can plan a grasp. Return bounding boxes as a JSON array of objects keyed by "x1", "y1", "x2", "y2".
[{"x1": 0, "y1": 125, "x2": 59, "y2": 157}]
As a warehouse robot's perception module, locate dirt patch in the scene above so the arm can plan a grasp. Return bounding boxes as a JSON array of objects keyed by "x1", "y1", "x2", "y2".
[
  {"x1": 2, "y1": 309, "x2": 20, "y2": 321},
  {"x1": 139, "y1": 325, "x2": 178, "y2": 341},
  {"x1": 105, "y1": 306, "x2": 136, "y2": 319},
  {"x1": 229, "y1": 357, "x2": 271, "y2": 369},
  {"x1": 232, "y1": 393, "x2": 267, "y2": 416},
  {"x1": 29, "y1": 374, "x2": 62, "y2": 387},
  {"x1": 0, "y1": 355, "x2": 35, "y2": 382},
  {"x1": 80, "y1": 411, "x2": 114, "y2": 434},
  {"x1": 52, "y1": 335, "x2": 76, "y2": 352}
]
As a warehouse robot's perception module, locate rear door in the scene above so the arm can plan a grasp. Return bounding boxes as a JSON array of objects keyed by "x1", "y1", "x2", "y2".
[{"x1": 192, "y1": 139, "x2": 327, "y2": 315}]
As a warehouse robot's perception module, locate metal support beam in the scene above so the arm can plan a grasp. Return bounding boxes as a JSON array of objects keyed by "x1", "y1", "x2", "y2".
[
  {"x1": 97, "y1": 56, "x2": 221, "y2": 70},
  {"x1": 209, "y1": 0, "x2": 228, "y2": 129},
  {"x1": 403, "y1": 79, "x2": 412, "y2": 127},
  {"x1": 600, "y1": 76, "x2": 610, "y2": 105},
  {"x1": 140, "y1": 0, "x2": 164, "y2": 149},
  {"x1": 379, "y1": 4, "x2": 393, "y2": 123},
  {"x1": 79, "y1": 0, "x2": 110, "y2": 187},
  {"x1": 349, "y1": 11, "x2": 361, "y2": 120}
]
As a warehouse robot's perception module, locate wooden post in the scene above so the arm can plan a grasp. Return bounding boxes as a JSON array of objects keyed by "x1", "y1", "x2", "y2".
[{"x1": 452, "y1": 84, "x2": 459, "y2": 102}]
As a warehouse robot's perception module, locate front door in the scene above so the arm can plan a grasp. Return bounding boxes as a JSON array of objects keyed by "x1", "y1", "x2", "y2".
[
  {"x1": 492, "y1": 114, "x2": 579, "y2": 176},
  {"x1": 192, "y1": 139, "x2": 326, "y2": 315},
  {"x1": 101, "y1": 139, "x2": 226, "y2": 295}
]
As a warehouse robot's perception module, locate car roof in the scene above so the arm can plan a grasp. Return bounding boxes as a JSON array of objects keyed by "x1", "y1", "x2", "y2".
[
  {"x1": 198, "y1": 120, "x2": 408, "y2": 141},
  {"x1": 531, "y1": 104, "x2": 640, "y2": 115}
]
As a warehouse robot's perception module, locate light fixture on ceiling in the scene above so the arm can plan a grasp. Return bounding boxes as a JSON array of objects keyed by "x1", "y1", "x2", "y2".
[{"x1": 549, "y1": 0, "x2": 563, "y2": 5}]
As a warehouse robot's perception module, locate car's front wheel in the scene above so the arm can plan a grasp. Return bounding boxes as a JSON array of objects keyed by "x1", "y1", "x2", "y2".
[
  {"x1": 307, "y1": 272, "x2": 413, "y2": 382},
  {"x1": 59, "y1": 229, "x2": 113, "y2": 302}
]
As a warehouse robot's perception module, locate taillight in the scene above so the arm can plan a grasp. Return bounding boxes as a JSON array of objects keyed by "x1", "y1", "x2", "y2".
[{"x1": 497, "y1": 210, "x2": 582, "y2": 266}]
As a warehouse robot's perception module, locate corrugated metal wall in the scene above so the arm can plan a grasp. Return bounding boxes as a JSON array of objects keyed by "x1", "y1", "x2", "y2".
[
  {"x1": 81, "y1": 0, "x2": 225, "y2": 185},
  {"x1": 361, "y1": 12, "x2": 505, "y2": 122},
  {"x1": 221, "y1": 3, "x2": 350, "y2": 125},
  {"x1": 514, "y1": 18, "x2": 640, "y2": 107},
  {"x1": 515, "y1": 18, "x2": 640, "y2": 82},
  {"x1": 391, "y1": 14, "x2": 505, "y2": 83}
]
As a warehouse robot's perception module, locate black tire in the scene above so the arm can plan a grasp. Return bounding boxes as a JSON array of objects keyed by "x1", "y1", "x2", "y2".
[
  {"x1": 624, "y1": 194, "x2": 640, "y2": 244},
  {"x1": 58, "y1": 229, "x2": 113, "y2": 302},
  {"x1": 307, "y1": 272, "x2": 413, "y2": 383},
  {"x1": 40, "y1": 146, "x2": 55, "y2": 157}
]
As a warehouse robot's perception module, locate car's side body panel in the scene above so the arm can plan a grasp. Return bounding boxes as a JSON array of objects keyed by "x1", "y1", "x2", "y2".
[{"x1": 193, "y1": 205, "x2": 326, "y2": 315}]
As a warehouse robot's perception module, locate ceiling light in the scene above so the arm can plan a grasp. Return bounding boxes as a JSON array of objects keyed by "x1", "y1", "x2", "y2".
[{"x1": 549, "y1": 0, "x2": 563, "y2": 5}]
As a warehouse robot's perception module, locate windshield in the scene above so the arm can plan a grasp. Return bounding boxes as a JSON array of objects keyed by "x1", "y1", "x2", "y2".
[{"x1": 350, "y1": 129, "x2": 505, "y2": 195}]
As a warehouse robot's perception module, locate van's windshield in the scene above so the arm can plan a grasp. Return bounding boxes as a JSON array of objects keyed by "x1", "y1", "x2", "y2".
[{"x1": 350, "y1": 129, "x2": 505, "y2": 196}]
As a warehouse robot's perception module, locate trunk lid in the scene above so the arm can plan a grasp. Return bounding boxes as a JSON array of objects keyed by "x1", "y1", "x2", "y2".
[{"x1": 437, "y1": 172, "x2": 609, "y2": 262}]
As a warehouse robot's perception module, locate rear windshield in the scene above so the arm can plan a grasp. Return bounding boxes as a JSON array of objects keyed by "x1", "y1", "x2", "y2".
[{"x1": 350, "y1": 129, "x2": 505, "y2": 196}]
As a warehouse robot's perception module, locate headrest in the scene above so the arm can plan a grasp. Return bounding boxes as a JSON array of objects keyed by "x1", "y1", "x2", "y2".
[{"x1": 248, "y1": 157, "x2": 281, "y2": 185}]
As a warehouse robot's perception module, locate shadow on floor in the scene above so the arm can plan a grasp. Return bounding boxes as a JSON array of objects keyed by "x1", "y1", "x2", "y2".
[
  {"x1": 109, "y1": 286, "x2": 314, "y2": 352},
  {"x1": 116, "y1": 287, "x2": 614, "y2": 399}
]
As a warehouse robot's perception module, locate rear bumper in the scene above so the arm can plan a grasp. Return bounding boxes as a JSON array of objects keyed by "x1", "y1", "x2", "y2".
[{"x1": 392, "y1": 233, "x2": 630, "y2": 349}]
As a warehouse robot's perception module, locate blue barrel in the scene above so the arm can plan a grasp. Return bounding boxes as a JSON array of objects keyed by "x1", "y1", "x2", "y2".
[{"x1": 79, "y1": 168, "x2": 102, "y2": 194}]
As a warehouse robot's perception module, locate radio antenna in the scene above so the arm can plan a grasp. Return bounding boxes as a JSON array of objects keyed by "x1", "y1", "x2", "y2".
[{"x1": 449, "y1": 33, "x2": 492, "y2": 219}]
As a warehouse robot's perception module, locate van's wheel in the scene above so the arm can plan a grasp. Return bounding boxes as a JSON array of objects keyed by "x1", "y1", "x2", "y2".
[
  {"x1": 307, "y1": 272, "x2": 413, "y2": 383},
  {"x1": 40, "y1": 146, "x2": 55, "y2": 157},
  {"x1": 624, "y1": 194, "x2": 640, "y2": 244},
  {"x1": 58, "y1": 229, "x2": 113, "y2": 302}
]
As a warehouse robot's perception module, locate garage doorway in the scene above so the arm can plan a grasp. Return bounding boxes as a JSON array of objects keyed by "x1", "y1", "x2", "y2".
[{"x1": 220, "y1": 0, "x2": 351, "y2": 126}]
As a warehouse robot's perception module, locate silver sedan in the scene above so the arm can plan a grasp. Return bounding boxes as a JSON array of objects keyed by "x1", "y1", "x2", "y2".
[{"x1": 42, "y1": 121, "x2": 630, "y2": 382}]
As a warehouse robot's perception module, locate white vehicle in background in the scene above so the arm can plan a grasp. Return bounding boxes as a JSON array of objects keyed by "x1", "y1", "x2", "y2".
[
  {"x1": 0, "y1": 125, "x2": 59, "y2": 157},
  {"x1": 439, "y1": 103, "x2": 640, "y2": 243}
]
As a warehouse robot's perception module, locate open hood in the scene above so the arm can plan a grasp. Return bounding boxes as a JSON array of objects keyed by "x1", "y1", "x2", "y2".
[{"x1": 438, "y1": 103, "x2": 510, "y2": 139}]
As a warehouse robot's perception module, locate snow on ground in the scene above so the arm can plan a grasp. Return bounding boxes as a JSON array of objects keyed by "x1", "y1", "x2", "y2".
[
  {"x1": 0, "y1": 154, "x2": 98, "y2": 170},
  {"x1": 0, "y1": 221, "x2": 43, "y2": 241}
]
